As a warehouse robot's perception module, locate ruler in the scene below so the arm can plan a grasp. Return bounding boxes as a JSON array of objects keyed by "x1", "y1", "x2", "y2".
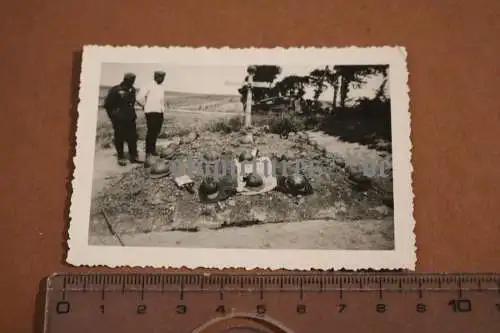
[{"x1": 42, "y1": 272, "x2": 500, "y2": 333}]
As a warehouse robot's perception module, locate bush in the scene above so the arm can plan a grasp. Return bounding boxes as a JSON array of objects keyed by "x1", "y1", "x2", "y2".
[
  {"x1": 268, "y1": 114, "x2": 306, "y2": 134},
  {"x1": 207, "y1": 116, "x2": 243, "y2": 133}
]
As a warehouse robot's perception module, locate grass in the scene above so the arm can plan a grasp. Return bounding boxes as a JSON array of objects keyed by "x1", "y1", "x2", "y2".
[
  {"x1": 95, "y1": 97, "x2": 392, "y2": 153},
  {"x1": 206, "y1": 116, "x2": 243, "y2": 133},
  {"x1": 204, "y1": 99, "x2": 392, "y2": 152}
]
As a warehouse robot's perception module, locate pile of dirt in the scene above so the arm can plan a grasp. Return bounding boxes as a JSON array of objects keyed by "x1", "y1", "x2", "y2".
[{"x1": 90, "y1": 129, "x2": 393, "y2": 236}]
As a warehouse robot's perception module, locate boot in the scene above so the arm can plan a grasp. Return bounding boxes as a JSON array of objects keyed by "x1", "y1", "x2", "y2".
[
  {"x1": 129, "y1": 153, "x2": 143, "y2": 164},
  {"x1": 118, "y1": 157, "x2": 128, "y2": 166},
  {"x1": 144, "y1": 154, "x2": 155, "y2": 168},
  {"x1": 117, "y1": 152, "x2": 127, "y2": 166}
]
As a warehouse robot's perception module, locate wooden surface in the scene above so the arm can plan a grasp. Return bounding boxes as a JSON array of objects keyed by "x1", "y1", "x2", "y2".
[{"x1": 1, "y1": 1, "x2": 500, "y2": 332}]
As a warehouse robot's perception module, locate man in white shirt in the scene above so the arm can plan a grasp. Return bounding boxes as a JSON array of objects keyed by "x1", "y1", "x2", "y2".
[{"x1": 137, "y1": 70, "x2": 166, "y2": 165}]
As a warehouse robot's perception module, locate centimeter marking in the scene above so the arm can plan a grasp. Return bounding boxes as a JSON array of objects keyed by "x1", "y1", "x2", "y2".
[{"x1": 50, "y1": 273, "x2": 500, "y2": 301}]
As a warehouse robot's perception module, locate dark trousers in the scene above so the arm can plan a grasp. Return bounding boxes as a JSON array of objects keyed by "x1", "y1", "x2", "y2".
[
  {"x1": 111, "y1": 118, "x2": 138, "y2": 159},
  {"x1": 145, "y1": 112, "x2": 164, "y2": 155}
]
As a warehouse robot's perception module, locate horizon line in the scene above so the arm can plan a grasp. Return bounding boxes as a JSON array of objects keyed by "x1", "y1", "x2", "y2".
[{"x1": 99, "y1": 85, "x2": 240, "y2": 97}]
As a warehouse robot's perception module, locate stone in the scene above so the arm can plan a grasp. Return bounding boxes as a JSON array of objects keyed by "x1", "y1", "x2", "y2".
[
  {"x1": 334, "y1": 157, "x2": 346, "y2": 168},
  {"x1": 249, "y1": 208, "x2": 267, "y2": 222},
  {"x1": 371, "y1": 205, "x2": 391, "y2": 215},
  {"x1": 240, "y1": 133, "x2": 254, "y2": 144},
  {"x1": 148, "y1": 192, "x2": 165, "y2": 205},
  {"x1": 187, "y1": 132, "x2": 198, "y2": 142},
  {"x1": 308, "y1": 139, "x2": 319, "y2": 148},
  {"x1": 281, "y1": 152, "x2": 296, "y2": 161},
  {"x1": 203, "y1": 151, "x2": 218, "y2": 161},
  {"x1": 216, "y1": 201, "x2": 226, "y2": 211},
  {"x1": 159, "y1": 147, "x2": 176, "y2": 159}
]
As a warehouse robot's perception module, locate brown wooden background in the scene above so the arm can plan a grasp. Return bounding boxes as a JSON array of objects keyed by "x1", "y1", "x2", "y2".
[{"x1": 1, "y1": 0, "x2": 500, "y2": 332}]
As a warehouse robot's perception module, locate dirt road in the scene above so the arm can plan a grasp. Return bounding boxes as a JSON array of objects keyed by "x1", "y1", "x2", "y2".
[{"x1": 89, "y1": 218, "x2": 394, "y2": 250}]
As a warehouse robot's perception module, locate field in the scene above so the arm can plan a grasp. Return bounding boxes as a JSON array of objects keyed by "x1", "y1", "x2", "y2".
[{"x1": 89, "y1": 91, "x2": 395, "y2": 250}]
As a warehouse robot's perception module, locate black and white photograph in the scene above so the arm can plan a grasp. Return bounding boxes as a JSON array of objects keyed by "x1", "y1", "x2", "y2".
[{"x1": 67, "y1": 46, "x2": 414, "y2": 269}]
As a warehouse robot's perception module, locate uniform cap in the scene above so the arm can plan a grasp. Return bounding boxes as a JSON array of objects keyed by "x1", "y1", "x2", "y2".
[{"x1": 123, "y1": 72, "x2": 136, "y2": 80}]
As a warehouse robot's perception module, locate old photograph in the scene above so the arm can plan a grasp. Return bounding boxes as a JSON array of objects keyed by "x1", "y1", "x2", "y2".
[{"x1": 67, "y1": 46, "x2": 414, "y2": 269}]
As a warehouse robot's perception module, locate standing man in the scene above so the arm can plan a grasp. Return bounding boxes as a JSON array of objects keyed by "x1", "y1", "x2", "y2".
[
  {"x1": 103, "y1": 72, "x2": 141, "y2": 166},
  {"x1": 238, "y1": 75, "x2": 249, "y2": 112},
  {"x1": 137, "y1": 70, "x2": 166, "y2": 166}
]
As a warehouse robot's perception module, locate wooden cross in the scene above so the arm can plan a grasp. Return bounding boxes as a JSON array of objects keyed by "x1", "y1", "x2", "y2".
[
  {"x1": 225, "y1": 67, "x2": 274, "y2": 128},
  {"x1": 244, "y1": 73, "x2": 253, "y2": 127}
]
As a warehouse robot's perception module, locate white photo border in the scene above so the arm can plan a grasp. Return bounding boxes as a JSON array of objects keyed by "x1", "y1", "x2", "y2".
[{"x1": 67, "y1": 45, "x2": 415, "y2": 270}]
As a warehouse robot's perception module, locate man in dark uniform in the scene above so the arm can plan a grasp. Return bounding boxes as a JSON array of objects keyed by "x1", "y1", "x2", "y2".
[{"x1": 103, "y1": 73, "x2": 141, "y2": 166}]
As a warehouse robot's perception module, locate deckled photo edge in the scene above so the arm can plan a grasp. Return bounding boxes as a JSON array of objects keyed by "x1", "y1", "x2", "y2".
[
  {"x1": 388, "y1": 47, "x2": 416, "y2": 269},
  {"x1": 66, "y1": 45, "x2": 415, "y2": 271},
  {"x1": 67, "y1": 45, "x2": 97, "y2": 262}
]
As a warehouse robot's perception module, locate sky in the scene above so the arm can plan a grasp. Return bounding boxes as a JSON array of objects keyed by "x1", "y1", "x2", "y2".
[{"x1": 99, "y1": 63, "x2": 386, "y2": 102}]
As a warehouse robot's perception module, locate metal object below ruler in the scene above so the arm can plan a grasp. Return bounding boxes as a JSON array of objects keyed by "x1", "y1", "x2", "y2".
[{"x1": 42, "y1": 272, "x2": 500, "y2": 333}]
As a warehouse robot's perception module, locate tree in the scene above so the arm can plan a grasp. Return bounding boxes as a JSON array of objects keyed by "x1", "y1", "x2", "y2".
[
  {"x1": 239, "y1": 65, "x2": 282, "y2": 107},
  {"x1": 374, "y1": 66, "x2": 389, "y2": 102},
  {"x1": 309, "y1": 67, "x2": 329, "y2": 103},
  {"x1": 333, "y1": 65, "x2": 389, "y2": 108},
  {"x1": 249, "y1": 65, "x2": 282, "y2": 83},
  {"x1": 275, "y1": 75, "x2": 308, "y2": 97},
  {"x1": 309, "y1": 66, "x2": 342, "y2": 111}
]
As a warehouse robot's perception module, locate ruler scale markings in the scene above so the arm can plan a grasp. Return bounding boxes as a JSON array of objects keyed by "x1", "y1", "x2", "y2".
[
  {"x1": 100, "y1": 277, "x2": 105, "y2": 301},
  {"x1": 199, "y1": 275, "x2": 205, "y2": 291},
  {"x1": 180, "y1": 279, "x2": 184, "y2": 300},
  {"x1": 160, "y1": 275, "x2": 167, "y2": 293},
  {"x1": 327, "y1": 276, "x2": 334, "y2": 291},
  {"x1": 43, "y1": 273, "x2": 500, "y2": 333},
  {"x1": 299, "y1": 279, "x2": 304, "y2": 300},
  {"x1": 259, "y1": 278, "x2": 264, "y2": 300},
  {"x1": 148, "y1": 274, "x2": 155, "y2": 287},
  {"x1": 61, "y1": 276, "x2": 67, "y2": 300},
  {"x1": 107, "y1": 275, "x2": 113, "y2": 286},
  {"x1": 121, "y1": 276, "x2": 125, "y2": 294},
  {"x1": 219, "y1": 280, "x2": 224, "y2": 300},
  {"x1": 140, "y1": 277, "x2": 145, "y2": 300}
]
